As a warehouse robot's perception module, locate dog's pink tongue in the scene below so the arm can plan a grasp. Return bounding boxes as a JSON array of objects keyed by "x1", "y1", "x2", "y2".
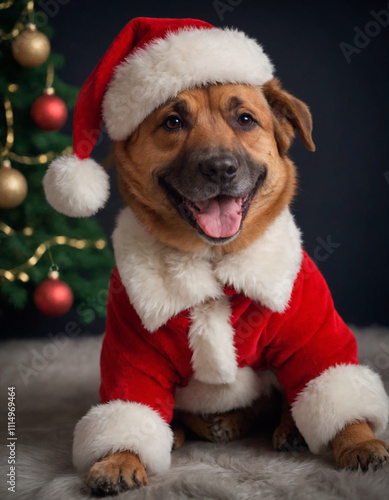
[{"x1": 194, "y1": 196, "x2": 242, "y2": 239}]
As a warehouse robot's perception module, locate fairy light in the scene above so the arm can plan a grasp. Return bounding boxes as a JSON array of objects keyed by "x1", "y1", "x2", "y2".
[
  {"x1": 0, "y1": 236, "x2": 108, "y2": 282},
  {"x1": 18, "y1": 272, "x2": 29, "y2": 282},
  {"x1": 45, "y1": 63, "x2": 55, "y2": 92},
  {"x1": 1, "y1": 97, "x2": 14, "y2": 158},
  {"x1": 95, "y1": 239, "x2": 106, "y2": 250},
  {"x1": 0, "y1": 9, "x2": 108, "y2": 286},
  {"x1": 73, "y1": 240, "x2": 86, "y2": 249},
  {"x1": 0, "y1": 2, "x2": 29, "y2": 41},
  {"x1": 26, "y1": 0, "x2": 34, "y2": 23},
  {"x1": 0, "y1": 223, "x2": 34, "y2": 237},
  {"x1": 0, "y1": 1, "x2": 15, "y2": 10},
  {"x1": 0, "y1": 221, "x2": 15, "y2": 235},
  {"x1": 3, "y1": 270, "x2": 14, "y2": 281}
]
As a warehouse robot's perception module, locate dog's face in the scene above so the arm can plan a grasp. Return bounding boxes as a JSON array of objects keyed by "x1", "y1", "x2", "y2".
[{"x1": 113, "y1": 79, "x2": 315, "y2": 253}]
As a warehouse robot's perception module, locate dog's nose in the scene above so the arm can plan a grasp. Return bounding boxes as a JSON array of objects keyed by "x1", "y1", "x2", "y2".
[{"x1": 199, "y1": 155, "x2": 238, "y2": 184}]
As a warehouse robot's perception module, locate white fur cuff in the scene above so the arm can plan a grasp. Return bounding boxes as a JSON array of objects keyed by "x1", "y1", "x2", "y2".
[
  {"x1": 73, "y1": 400, "x2": 173, "y2": 474},
  {"x1": 292, "y1": 364, "x2": 389, "y2": 454}
]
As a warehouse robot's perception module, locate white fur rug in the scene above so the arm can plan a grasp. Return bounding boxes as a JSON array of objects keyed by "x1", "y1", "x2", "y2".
[{"x1": 1, "y1": 327, "x2": 389, "y2": 500}]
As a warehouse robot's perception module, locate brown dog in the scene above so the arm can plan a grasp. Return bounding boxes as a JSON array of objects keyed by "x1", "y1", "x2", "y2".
[{"x1": 83, "y1": 81, "x2": 388, "y2": 495}]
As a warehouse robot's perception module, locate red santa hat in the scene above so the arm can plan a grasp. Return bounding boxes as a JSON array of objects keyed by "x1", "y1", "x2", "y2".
[{"x1": 43, "y1": 17, "x2": 274, "y2": 217}]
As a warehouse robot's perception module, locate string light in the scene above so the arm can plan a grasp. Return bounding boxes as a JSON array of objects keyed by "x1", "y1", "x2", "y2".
[
  {"x1": 0, "y1": 221, "x2": 15, "y2": 235},
  {"x1": 0, "y1": 1, "x2": 15, "y2": 10},
  {"x1": 0, "y1": 3, "x2": 29, "y2": 41},
  {"x1": 9, "y1": 146, "x2": 73, "y2": 165},
  {"x1": 26, "y1": 0, "x2": 34, "y2": 23},
  {"x1": 0, "y1": 236, "x2": 108, "y2": 282},
  {"x1": 0, "y1": 222, "x2": 33, "y2": 236},
  {"x1": 0, "y1": 4, "x2": 109, "y2": 290},
  {"x1": 0, "y1": 94, "x2": 73, "y2": 165},
  {"x1": 1, "y1": 96, "x2": 14, "y2": 158},
  {"x1": 0, "y1": 1, "x2": 36, "y2": 41},
  {"x1": 46, "y1": 62, "x2": 54, "y2": 90}
]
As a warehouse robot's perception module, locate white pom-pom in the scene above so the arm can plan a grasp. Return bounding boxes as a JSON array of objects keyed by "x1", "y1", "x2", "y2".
[{"x1": 43, "y1": 155, "x2": 110, "y2": 217}]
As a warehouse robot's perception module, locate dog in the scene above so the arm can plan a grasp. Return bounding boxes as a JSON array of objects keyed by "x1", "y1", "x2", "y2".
[
  {"x1": 84, "y1": 81, "x2": 388, "y2": 494},
  {"x1": 43, "y1": 18, "x2": 389, "y2": 498}
]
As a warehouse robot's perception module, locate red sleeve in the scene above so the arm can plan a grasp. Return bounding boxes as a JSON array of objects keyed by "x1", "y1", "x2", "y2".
[
  {"x1": 100, "y1": 267, "x2": 181, "y2": 423},
  {"x1": 265, "y1": 251, "x2": 359, "y2": 404}
]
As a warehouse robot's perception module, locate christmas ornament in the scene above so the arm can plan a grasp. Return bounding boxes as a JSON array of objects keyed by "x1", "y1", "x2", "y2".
[
  {"x1": 34, "y1": 269, "x2": 74, "y2": 317},
  {"x1": 31, "y1": 89, "x2": 68, "y2": 131},
  {"x1": 11, "y1": 23, "x2": 50, "y2": 68},
  {"x1": 0, "y1": 160, "x2": 28, "y2": 209}
]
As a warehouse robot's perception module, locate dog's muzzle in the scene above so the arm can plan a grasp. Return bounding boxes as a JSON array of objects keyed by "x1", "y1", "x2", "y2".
[
  {"x1": 198, "y1": 153, "x2": 238, "y2": 185},
  {"x1": 159, "y1": 150, "x2": 267, "y2": 244}
]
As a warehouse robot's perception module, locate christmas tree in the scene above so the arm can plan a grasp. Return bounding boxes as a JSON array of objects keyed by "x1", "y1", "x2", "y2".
[{"x1": 0, "y1": 0, "x2": 114, "y2": 323}]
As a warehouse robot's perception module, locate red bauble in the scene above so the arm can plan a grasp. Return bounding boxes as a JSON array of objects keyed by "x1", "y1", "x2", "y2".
[
  {"x1": 31, "y1": 94, "x2": 68, "y2": 131},
  {"x1": 34, "y1": 277, "x2": 74, "y2": 317}
]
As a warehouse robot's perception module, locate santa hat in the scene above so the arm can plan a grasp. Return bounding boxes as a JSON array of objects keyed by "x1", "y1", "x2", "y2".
[{"x1": 43, "y1": 17, "x2": 274, "y2": 217}]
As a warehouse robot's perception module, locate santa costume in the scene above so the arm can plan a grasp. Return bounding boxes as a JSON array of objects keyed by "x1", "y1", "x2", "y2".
[{"x1": 43, "y1": 18, "x2": 389, "y2": 476}]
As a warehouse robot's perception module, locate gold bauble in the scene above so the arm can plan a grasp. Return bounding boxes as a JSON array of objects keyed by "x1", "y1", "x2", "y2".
[
  {"x1": 11, "y1": 24, "x2": 50, "y2": 69},
  {"x1": 0, "y1": 163, "x2": 28, "y2": 209}
]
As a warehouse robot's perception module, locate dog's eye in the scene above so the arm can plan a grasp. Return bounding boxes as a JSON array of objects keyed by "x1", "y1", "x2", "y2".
[
  {"x1": 163, "y1": 115, "x2": 183, "y2": 130},
  {"x1": 237, "y1": 113, "x2": 255, "y2": 127}
]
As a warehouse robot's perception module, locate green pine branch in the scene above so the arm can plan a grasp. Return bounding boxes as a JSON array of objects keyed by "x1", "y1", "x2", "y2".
[{"x1": 0, "y1": 0, "x2": 114, "y2": 324}]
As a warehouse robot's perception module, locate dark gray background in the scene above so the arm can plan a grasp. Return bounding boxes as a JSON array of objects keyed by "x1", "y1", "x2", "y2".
[{"x1": 18, "y1": 0, "x2": 389, "y2": 336}]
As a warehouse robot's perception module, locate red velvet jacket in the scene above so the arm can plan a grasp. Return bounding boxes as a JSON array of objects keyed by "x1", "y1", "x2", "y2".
[
  {"x1": 101, "y1": 252, "x2": 358, "y2": 424},
  {"x1": 73, "y1": 209, "x2": 388, "y2": 476}
]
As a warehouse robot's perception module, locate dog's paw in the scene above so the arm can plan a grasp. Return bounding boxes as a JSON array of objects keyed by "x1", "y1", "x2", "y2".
[
  {"x1": 86, "y1": 451, "x2": 148, "y2": 496},
  {"x1": 205, "y1": 411, "x2": 255, "y2": 443},
  {"x1": 172, "y1": 424, "x2": 186, "y2": 450},
  {"x1": 336, "y1": 439, "x2": 389, "y2": 471},
  {"x1": 208, "y1": 415, "x2": 234, "y2": 443},
  {"x1": 272, "y1": 425, "x2": 307, "y2": 452}
]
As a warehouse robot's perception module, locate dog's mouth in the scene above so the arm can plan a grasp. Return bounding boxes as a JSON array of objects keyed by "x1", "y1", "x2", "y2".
[
  {"x1": 184, "y1": 195, "x2": 249, "y2": 239},
  {"x1": 160, "y1": 178, "x2": 261, "y2": 244}
]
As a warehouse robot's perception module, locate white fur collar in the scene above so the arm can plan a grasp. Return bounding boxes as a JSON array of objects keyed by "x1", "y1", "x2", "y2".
[{"x1": 112, "y1": 208, "x2": 302, "y2": 332}]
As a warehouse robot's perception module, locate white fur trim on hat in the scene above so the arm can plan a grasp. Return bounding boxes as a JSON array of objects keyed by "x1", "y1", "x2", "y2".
[
  {"x1": 292, "y1": 364, "x2": 389, "y2": 454},
  {"x1": 103, "y1": 27, "x2": 274, "y2": 140},
  {"x1": 175, "y1": 368, "x2": 278, "y2": 414},
  {"x1": 43, "y1": 155, "x2": 110, "y2": 217},
  {"x1": 73, "y1": 400, "x2": 173, "y2": 474}
]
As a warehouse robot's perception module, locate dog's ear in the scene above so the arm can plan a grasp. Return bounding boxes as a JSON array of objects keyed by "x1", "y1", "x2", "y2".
[{"x1": 262, "y1": 78, "x2": 315, "y2": 156}]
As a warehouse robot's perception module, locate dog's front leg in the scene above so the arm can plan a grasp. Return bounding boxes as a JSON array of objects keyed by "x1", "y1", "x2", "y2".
[
  {"x1": 332, "y1": 421, "x2": 389, "y2": 471},
  {"x1": 86, "y1": 451, "x2": 148, "y2": 496},
  {"x1": 272, "y1": 392, "x2": 306, "y2": 451}
]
